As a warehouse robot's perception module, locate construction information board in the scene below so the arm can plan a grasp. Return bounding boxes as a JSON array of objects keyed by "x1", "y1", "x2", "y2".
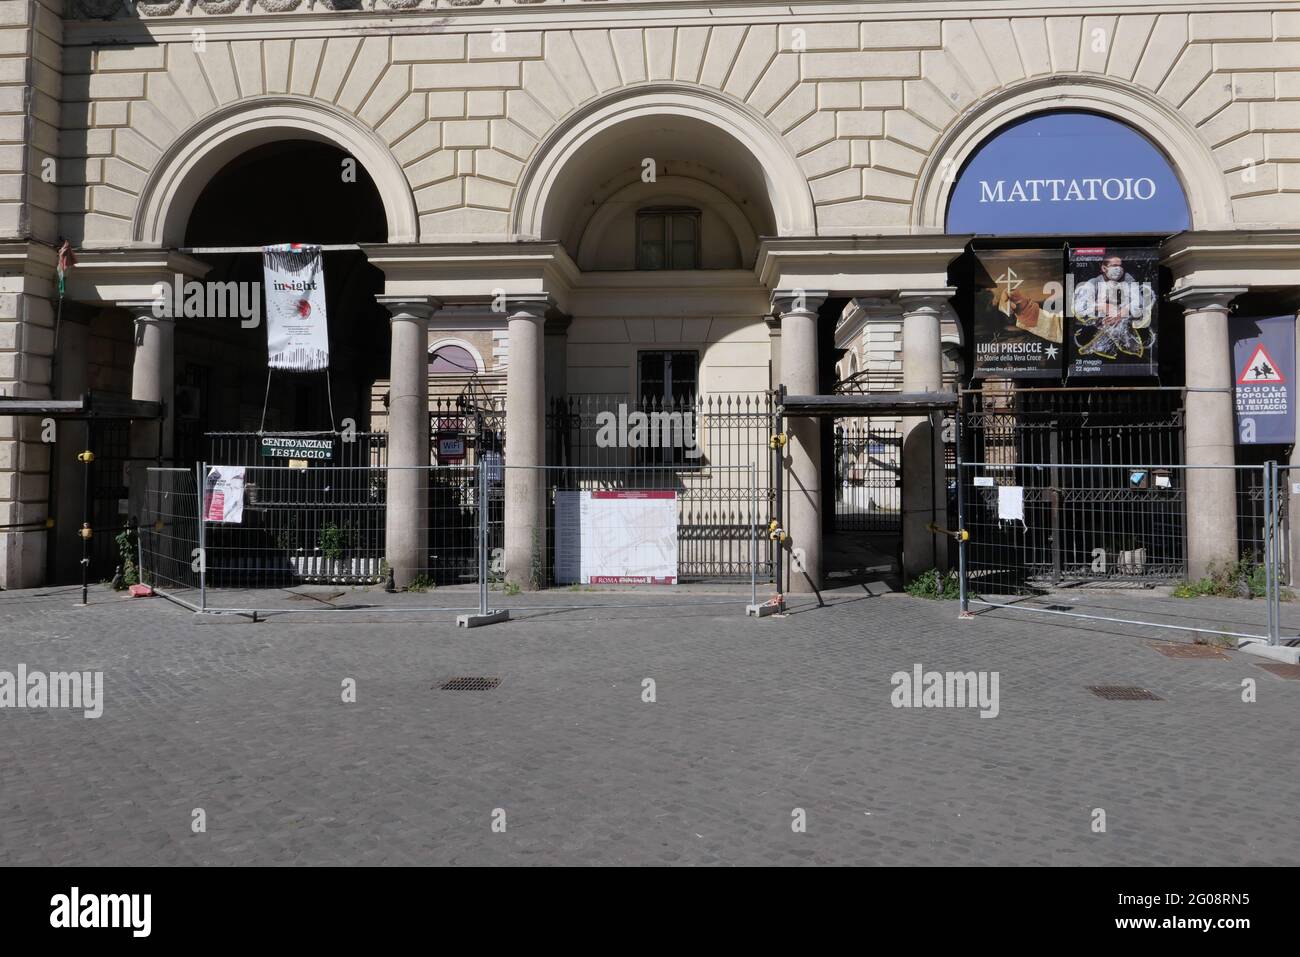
[{"x1": 554, "y1": 490, "x2": 678, "y2": 585}]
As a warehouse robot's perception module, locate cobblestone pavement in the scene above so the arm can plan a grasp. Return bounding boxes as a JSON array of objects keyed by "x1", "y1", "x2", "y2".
[{"x1": 0, "y1": 583, "x2": 1297, "y2": 866}]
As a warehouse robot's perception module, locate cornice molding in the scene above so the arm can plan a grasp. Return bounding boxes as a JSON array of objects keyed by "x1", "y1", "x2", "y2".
[{"x1": 63, "y1": 1, "x2": 1300, "y2": 43}]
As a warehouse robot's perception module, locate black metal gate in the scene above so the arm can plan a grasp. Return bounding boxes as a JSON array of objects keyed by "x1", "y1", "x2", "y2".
[
  {"x1": 832, "y1": 419, "x2": 901, "y2": 532},
  {"x1": 547, "y1": 392, "x2": 775, "y2": 582},
  {"x1": 959, "y1": 386, "x2": 1188, "y2": 587}
]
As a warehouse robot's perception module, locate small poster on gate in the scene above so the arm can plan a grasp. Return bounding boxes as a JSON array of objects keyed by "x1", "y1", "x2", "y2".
[{"x1": 204, "y1": 466, "x2": 246, "y2": 524}]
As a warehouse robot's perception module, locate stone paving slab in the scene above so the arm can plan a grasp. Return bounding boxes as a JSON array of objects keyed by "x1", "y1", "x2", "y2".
[{"x1": 0, "y1": 583, "x2": 1296, "y2": 866}]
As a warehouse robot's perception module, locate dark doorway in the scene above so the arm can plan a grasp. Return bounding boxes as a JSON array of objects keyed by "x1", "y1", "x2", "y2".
[{"x1": 175, "y1": 139, "x2": 392, "y2": 452}]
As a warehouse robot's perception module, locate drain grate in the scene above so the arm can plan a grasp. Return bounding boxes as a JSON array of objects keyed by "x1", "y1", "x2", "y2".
[
  {"x1": 1255, "y1": 662, "x2": 1300, "y2": 680},
  {"x1": 1150, "y1": 642, "x2": 1229, "y2": 659},
  {"x1": 439, "y1": 676, "x2": 501, "y2": 691},
  {"x1": 1088, "y1": 685, "x2": 1163, "y2": 700}
]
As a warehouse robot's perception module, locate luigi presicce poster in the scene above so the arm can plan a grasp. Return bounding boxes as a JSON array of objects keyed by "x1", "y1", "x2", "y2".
[{"x1": 972, "y1": 248, "x2": 1065, "y2": 379}]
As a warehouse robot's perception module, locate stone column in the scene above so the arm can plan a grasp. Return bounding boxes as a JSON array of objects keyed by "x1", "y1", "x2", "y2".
[
  {"x1": 1170, "y1": 287, "x2": 1245, "y2": 579},
  {"x1": 504, "y1": 297, "x2": 549, "y2": 588},
  {"x1": 378, "y1": 296, "x2": 440, "y2": 589},
  {"x1": 0, "y1": 254, "x2": 57, "y2": 590},
  {"x1": 899, "y1": 290, "x2": 953, "y2": 579},
  {"x1": 773, "y1": 290, "x2": 826, "y2": 592},
  {"x1": 120, "y1": 301, "x2": 175, "y2": 525}
]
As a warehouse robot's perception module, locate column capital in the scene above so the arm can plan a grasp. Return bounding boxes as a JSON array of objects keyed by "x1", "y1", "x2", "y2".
[
  {"x1": 502, "y1": 294, "x2": 553, "y2": 322},
  {"x1": 771, "y1": 290, "x2": 828, "y2": 318},
  {"x1": 377, "y1": 295, "x2": 441, "y2": 322},
  {"x1": 897, "y1": 288, "x2": 956, "y2": 315},
  {"x1": 1168, "y1": 286, "x2": 1246, "y2": 314}
]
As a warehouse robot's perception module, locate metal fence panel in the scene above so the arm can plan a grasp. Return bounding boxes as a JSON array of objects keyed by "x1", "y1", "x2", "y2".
[
  {"x1": 958, "y1": 461, "x2": 1286, "y2": 646},
  {"x1": 547, "y1": 393, "x2": 775, "y2": 582},
  {"x1": 494, "y1": 463, "x2": 761, "y2": 614},
  {"x1": 140, "y1": 460, "x2": 765, "y2": 620},
  {"x1": 139, "y1": 467, "x2": 202, "y2": 609}
]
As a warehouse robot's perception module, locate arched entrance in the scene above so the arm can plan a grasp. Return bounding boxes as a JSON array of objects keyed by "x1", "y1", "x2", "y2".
[
  {"x1": 176, "y1": 138, "x2": 391, "y2": 459},
  {"x1": 936, "y1": 105, "x2": 1244, "y2": 590},
  {"x1": 499, "y1": 85, "x2": 807, "y2": 589}
]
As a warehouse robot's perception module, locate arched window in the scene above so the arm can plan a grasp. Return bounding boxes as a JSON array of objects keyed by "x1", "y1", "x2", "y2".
[{"x1": 429, "y1": 343, "x2": 480, "y2": 375}]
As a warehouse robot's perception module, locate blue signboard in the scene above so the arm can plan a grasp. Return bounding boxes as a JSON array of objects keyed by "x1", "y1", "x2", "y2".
[
  {"x1": 1233, "y1": 315, "x2": 1296, "y2": 446},
  {"x1": 947, "y1": 112, "x2": 1190, "y2": 235}
]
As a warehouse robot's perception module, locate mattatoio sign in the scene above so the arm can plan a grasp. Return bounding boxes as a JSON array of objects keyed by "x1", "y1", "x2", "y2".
[{"x1": 947, "y1": 112, "x2": 1191, "y2": 236}]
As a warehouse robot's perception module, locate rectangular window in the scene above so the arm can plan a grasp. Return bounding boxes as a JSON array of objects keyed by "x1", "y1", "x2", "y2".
[
  {"x1": 637, "y1": 351, "x2": 699, "y2": 465},
  {"x1": 636, "y1": 208, "x2": 700, "y2": 270}
]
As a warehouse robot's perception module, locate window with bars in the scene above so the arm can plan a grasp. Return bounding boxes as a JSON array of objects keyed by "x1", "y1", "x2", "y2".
[
  {"x1": 637, "y1": 351, "x2": 699, "y2": 466},
  {"x1": 636, "y1": 207, "x2": 701, "y2": 270}
]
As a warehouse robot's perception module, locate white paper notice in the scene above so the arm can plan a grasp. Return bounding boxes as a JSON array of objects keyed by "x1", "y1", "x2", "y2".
[{"x1": 998, "y1": 485, "x2": 1025, "y2": 525}]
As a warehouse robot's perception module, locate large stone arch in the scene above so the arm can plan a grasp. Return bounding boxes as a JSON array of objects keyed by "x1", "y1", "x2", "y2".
[
  {"x1": 913, "y1": 76, "x2": 1235, "y2": 233},
  {"x1": 511, "y1": 83, "x2": 816, "y2": 243},
  {"x1": 133, "y1": 95, "x2": 419, "y2": 247}
]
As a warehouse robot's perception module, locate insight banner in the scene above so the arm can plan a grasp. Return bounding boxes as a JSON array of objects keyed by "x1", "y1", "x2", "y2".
[
  {"x1": 972, "y1": 249, "x2": 1064, "y2": 379},
  {"x1": 1232, "y1": 315, "x2": 1296, "y2": 445},
  {"x1": 262, "y1": 243, "x2": 329, "y2": 371},
  {"x1": 1068, "y1": 246, "x2": 1159, "y2": 378}
]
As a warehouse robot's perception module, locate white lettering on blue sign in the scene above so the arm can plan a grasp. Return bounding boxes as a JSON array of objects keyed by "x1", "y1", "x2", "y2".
[{"x1": 978, "y1": 177, "x2": 1157, "y2": 203}]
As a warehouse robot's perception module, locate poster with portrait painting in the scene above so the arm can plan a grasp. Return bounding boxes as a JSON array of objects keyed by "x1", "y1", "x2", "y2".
[{"x1": 1067, "y1": 246, "x2": 1159, "y2": 378}]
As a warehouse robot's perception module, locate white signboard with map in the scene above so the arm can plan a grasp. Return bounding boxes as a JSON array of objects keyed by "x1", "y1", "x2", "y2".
[{"x1": 554, "y1": 490, "x2": 678, "y2": 585}]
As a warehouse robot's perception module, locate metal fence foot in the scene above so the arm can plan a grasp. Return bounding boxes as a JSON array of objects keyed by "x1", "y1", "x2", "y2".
[
  {"x1": 1239, "y1": 641, "x2": 1300, "y2": 665},
  {"x1": 746, "y1": 600, "x2": 786, "y2": 618},
  {"x1": 457, "y1": 609, "x2": 510, "y2": 629}
]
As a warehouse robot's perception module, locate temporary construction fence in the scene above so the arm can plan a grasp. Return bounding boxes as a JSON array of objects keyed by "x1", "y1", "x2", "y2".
[
  {"x1": 548, "y1": 391, "x2": 776, "y2": 581},
  {"x1": 139, "y1": 461, "x2": 771, "y2": 619},
  {"x1": 957, "y1": 460, "x2": 1291, "y2": 648}
]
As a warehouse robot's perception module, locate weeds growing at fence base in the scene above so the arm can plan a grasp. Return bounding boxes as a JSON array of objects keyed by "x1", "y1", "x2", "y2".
[
  {"x1": 113, "y1": 524, "x2": 139, "y2": 591},
  {"x1": 906, "y1": 569, "x2": 961, "y2": 600},
  {"x1": 1172, "y1": 558, "x2": 1294, "y2": 602},
  {"x1": 404, "y1": 574, "x2": 436, "y2": 593}
]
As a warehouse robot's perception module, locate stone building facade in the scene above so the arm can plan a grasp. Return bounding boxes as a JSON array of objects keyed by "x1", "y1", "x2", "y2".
[{"x1": 3, "y1": 0, "x2": 1300, "y2": 590}]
